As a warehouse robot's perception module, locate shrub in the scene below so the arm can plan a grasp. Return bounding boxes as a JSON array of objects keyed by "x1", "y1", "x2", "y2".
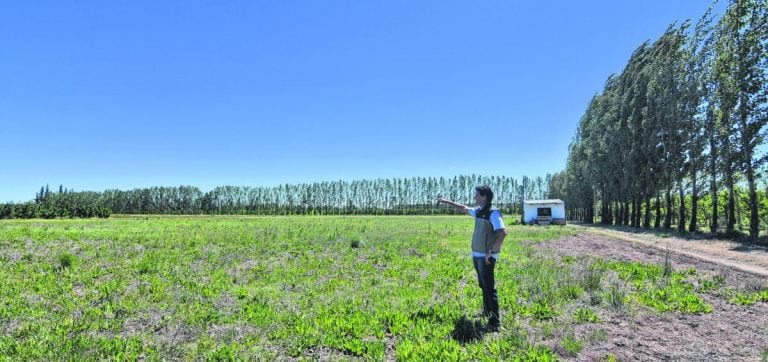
[{"x1": 57, "y1": 253, "x2": 76, "y2": 270}]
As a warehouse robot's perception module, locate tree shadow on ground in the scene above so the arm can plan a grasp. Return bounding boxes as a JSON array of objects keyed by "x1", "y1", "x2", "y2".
[
  {"x1": 729, "y1": 242, "x2": 768, "y2": 253},
  {"x1": 573, "y1": 222, "x2": 768, "y2": 246},
  {"x1": 450, "y1": 315, "x2": 487, "y2": 344}
]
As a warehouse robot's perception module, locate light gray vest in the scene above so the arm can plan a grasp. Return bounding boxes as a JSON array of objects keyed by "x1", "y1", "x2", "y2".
[{"x1": 471, "y1": 208, "x2": 498, "y2": 253}]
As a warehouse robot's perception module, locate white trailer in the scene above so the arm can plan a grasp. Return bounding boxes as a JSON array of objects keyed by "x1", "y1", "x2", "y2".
[{"x1": 523, "y1": 199, "x2": 566, "y2": 225}]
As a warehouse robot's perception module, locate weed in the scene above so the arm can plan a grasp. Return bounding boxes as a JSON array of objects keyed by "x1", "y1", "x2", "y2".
[
  {"x1": 57, "y1": 252, "x2": 75, "y2": 270},
  {"x1": 697, "y1": 276, "x2": 724, "y2": 293},
  {"x1": 573, "y1": 308, "x2": 600, "y2": 323},
  {"x1": 605, "y1": 283, "x2": 626, "y2": 311},
  {"x1": 561, "y1": 334, "x2": 583, "y2": 356},
  {"x1": 528, "y1": 300, "x2": 560, "y2": 320},
  {"x1": 588, "y1": 292, "x2": 603, "y2": 306},
  {"x1": 596, "y1": 259, "x2": 713, "y2": 314},
  {"x1": 661, "y1": 248, "x2": 673, "y2": 278},
  {"x1": 560, "y1": 284, "x2": 584, "y2": 301},
  {"x1": 580, "y1": 265, "x2": 603, "y2": 292},
  {"x1": 729, "y1": 290, "x2": 768, "y2": 306},
  {"x1": 590, "y1": 329, "x2": 609, "y2": 342}
]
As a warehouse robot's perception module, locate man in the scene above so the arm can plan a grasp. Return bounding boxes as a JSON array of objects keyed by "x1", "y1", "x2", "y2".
[{"x1": 437, "y1": 185, "x2": 507, "y2": 331}]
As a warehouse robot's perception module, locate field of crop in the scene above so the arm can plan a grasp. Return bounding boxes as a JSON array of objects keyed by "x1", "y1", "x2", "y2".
[{"x1": 0, "y1": 216, "x2": 765, "y2": 360}]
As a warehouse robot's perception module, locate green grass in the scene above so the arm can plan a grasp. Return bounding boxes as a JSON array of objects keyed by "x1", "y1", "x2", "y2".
[
  {"x1": 0, "y1": 216, "x2": 577, "y2": 360},
  {"x1": 0, "y1": 215, "x2": 762, "y2": 360}
]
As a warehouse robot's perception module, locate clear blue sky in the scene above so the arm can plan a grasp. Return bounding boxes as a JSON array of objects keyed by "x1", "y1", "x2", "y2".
[{"x1": 1, "y1": 1, "x2": 721, "y2": 202}]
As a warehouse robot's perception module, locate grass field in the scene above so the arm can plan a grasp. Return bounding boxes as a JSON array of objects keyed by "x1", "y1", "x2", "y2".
[{"x1": 0, "y1": 216, "x2": 764, "y2": 360}]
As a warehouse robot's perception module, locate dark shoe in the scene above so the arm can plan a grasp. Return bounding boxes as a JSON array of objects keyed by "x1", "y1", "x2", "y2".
[{"x1": 485, "y1": 322, "x2": 500, "y2": 332}]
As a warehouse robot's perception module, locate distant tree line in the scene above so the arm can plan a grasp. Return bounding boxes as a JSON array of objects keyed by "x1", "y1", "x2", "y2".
[
  {"x1": 552, "y1": 0, "x2": 768, "y2": 239},
  {"x1": 0, "y1": 185, "x2": 112, "y2": 219},
  {"x1": 0, "y1": 175, "x2": 555, "y2": 218}
]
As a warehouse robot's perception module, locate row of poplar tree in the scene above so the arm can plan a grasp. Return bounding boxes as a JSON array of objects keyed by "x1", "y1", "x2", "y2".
[
  {"x1": 0, "y1": 175, "x2": 553, "y2": 218},
  {"x1": 552, "y1": 0, "x2": 768, "y2": 239}
]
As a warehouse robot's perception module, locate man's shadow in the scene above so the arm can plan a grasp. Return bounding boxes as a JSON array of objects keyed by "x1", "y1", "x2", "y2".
[{"x1": 450, "y1": 314, "x2": 486, "y2": 344}]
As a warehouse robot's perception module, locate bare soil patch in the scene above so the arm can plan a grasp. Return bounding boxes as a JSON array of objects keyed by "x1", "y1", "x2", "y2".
[{"x1": 535, "y1": 232, "x2": 768, "y2": 361}]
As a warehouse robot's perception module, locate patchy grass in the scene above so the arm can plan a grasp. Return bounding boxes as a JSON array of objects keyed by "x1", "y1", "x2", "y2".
[
  {"x1": 0, "y1": 216, "x2": 764, "y2": 359},
  {"x1": 730, "y1": 290, "x2": 768, "y2": 306},
  {"x1": 573, "y1": 307, "x2": 600, "y2": 324},
  {"x1": 561, "y1": 334, "x2": 583, "y2": 357},
  {"x1": 0, "y1": 216, "x2": 577, "y2": 360},
  {"x1": 592, "y1": 259, "x2": 713, "y2": 314}
]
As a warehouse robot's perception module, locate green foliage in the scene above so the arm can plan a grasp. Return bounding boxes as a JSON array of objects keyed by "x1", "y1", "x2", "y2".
[
  {"x1": 559, "y1": 0, "x2": 768, "y2": 236},
  {"x1": 0, "y1": 216, "x2": 576, "y2": 359},
  {"x1": 697, "y1": 274, "x2": 726, "y2": 293},
  {"x1": 573, "y1": 308, "x2": 600, "y2": 324},
  {"x1": 729, "y1": 290, "x2": 768, "y2": 306},
  {"x1": 561, "y1": 334, "x2": 583, "y2": 356},
  {"x1": 579, "y1": 266, "x2": 604, "y2": 292},
  {"x1": 1, "y1": 216, "x2": 761, "y2": 359},
  {"x1": 3, "y1": 174, "x2": 556, "y2": 218},
  {"x1": 527, "y1": 300, "x2": 560, "y2": 320},
  {"x1": 57, "y1": 252, "x2": 76, "y2": 270},
  {"x1": 595, "y1": 259, "x2": 713, "y2": 314},
  {"x1": 605, "y1": 283, "x2": 627, "y2": 311}
]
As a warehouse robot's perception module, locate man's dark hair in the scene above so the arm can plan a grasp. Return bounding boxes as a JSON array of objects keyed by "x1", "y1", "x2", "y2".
[{"x1": 475, "y1": 185, "x2": 494, "y2": 218}]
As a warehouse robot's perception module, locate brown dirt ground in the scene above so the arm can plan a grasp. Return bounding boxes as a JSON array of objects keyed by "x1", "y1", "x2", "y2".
[{"x1": 534, "y1": 230, "x2": 768, "y2": 362}]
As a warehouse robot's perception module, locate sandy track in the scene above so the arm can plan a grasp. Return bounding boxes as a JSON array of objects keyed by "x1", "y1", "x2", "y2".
[{"x1": 572, "y1": 224, "x2": 768, "y2": 277}]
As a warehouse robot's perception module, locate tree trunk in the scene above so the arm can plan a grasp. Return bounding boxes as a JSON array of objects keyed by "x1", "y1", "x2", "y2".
[
  {"x1": 746, "y1": 160, "x2": 759, "y2": 240},
  {"x1": 726, "y1": 164, "x2": 736, "y2": 233},
  {"x1": 664, "y1": 188, "x2": 672, "y2": 229},
  {"x1": 678, "y1": 178, "x2": 686, "y2": 233},
  {"x1": 710, "y1": 135, "x2": 719, "y2": 233},
  {"x1": 690, "y1": 163, "x2": 698, "y2": 233},
  {"x1": 617, "y1": 202, "x2": 624, "y2": 226},
  {"x1": 605, "y1": 201, "x2": 613, "y2": 225},
  {"x1": 644, "y1": 196, "x2": 651, "y2": 228},
  {"x1": 625, "y1": 201, "x2": 630, "y2": 226},
  {"x1": 736, "y1": 187, "x2": 743, "y2": 231},
  {"x1": 655, "y1": 191, "x2": 661, "y2": 228}
]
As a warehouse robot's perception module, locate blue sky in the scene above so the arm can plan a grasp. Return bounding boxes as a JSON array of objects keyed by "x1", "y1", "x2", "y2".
[{"x1": 0, "y1": 1, "x2": 720, "y2": 202}]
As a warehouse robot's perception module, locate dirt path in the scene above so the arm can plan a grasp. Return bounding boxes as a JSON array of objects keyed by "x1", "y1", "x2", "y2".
[
  {"x1": 571, "y1": 224, "x2": 768, "y2": 277},
  {"x1": 534, "y1": 231, "x2": 768, "y2": 361}
]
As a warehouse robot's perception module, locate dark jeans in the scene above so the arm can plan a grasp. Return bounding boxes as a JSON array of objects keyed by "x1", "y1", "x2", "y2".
[{"x1": 472, "y1": 256, "x2": 500, "y2": 327}]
